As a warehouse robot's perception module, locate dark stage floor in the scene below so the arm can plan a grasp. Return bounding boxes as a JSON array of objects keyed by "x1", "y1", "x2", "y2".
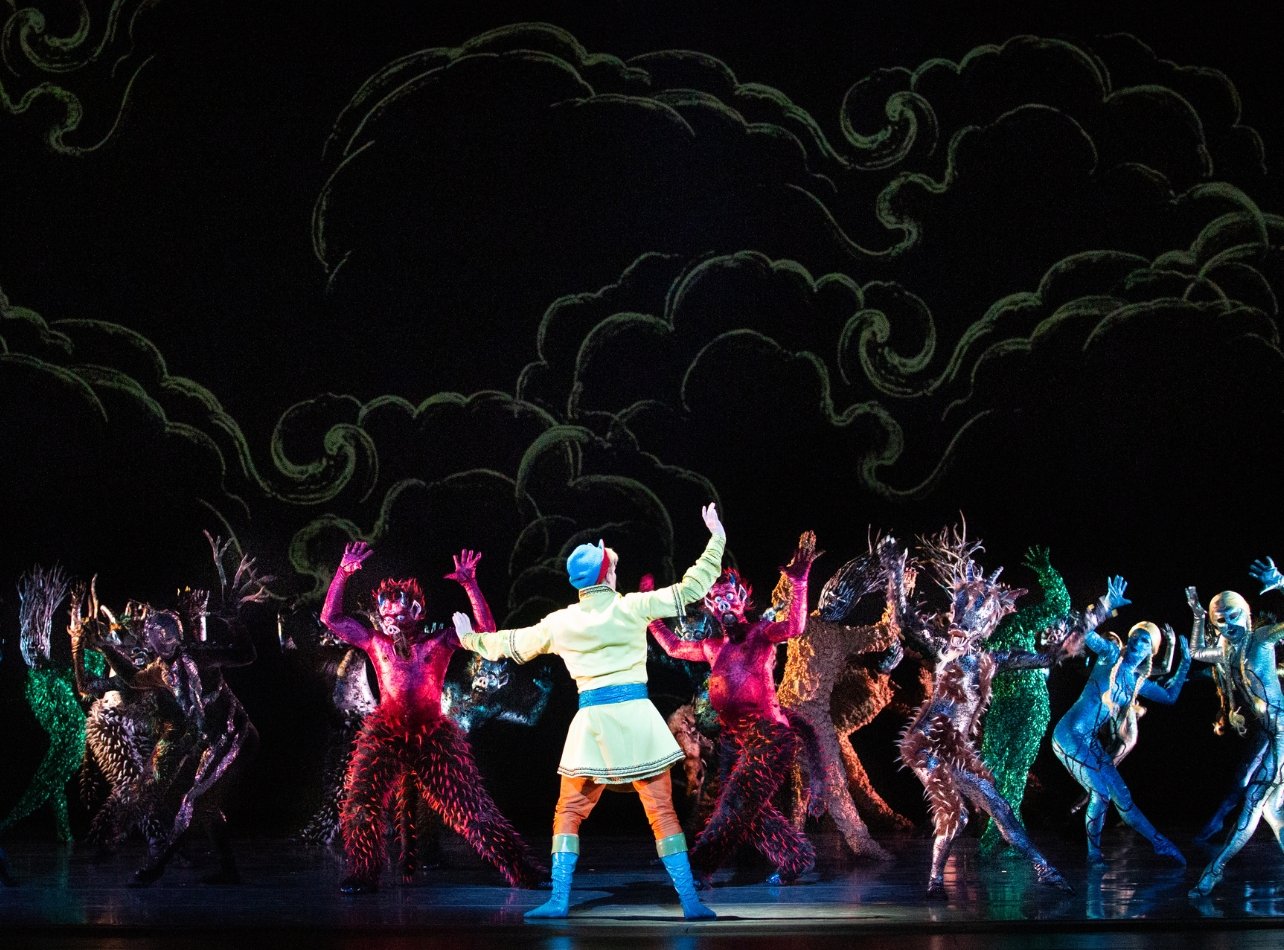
[{"x1": 2, "y1": 828, "x2": 1283, "y2": 949}]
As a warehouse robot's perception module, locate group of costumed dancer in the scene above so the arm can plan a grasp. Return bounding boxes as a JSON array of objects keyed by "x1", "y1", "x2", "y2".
[{"x1": 2, "y1": 503, "x2": 1283, "y2": 916}]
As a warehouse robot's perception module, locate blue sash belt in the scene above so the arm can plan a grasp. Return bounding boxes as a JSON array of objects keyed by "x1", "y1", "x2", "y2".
[{"x1": 578, "y1": 682, "x2": 649, "y2": 709}]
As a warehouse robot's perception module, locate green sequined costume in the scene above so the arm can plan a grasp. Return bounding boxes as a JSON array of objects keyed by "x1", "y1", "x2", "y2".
[
  {"x1": 978, "y1": 548, "x2": 1071, "y2": 857},
  {"x1": 0, "y1": 665, "x2": 88, "y2": 842}
]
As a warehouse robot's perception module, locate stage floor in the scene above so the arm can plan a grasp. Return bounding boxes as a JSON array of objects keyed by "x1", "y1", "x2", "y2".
[{"x1": 2, "y1": 828, "x2": 1282, "y2": 949}]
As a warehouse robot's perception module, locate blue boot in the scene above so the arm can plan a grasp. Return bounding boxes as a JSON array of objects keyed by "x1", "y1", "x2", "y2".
[
  {"x1": 657, "y1": 834, "x2": 715, "y2": 920},
  {"x1": 525, "y1": 836, "x2": 578, "y2": 919}
]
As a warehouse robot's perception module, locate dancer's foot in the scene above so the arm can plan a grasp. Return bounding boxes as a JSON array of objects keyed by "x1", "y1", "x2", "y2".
[
  {"x1": 1152, "y1": 837, "x2": 1186, "y2": 867},
  {"x1": 1189, "y1": 866, "x2": 1222, "y2": 899},
  {"x1": 1035, "y1": 864, "x2": 1073, "y2": 892}
]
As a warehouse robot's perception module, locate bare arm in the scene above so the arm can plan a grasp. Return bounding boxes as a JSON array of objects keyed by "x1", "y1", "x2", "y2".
[
  {"x1": 446, "y1": 549, "x2": 497, "y2": 633},
  {"x1": 647, "y1": 617, "x2": 710, "y2": 662},
  {"x1": 765, "y1": 531, "x2": 819, "y2": 644},
  {"x1": 319, "y1": 541, "x2": 374, "y2": 649}
]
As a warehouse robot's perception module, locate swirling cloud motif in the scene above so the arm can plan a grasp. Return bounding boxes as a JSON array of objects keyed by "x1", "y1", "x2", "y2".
[
  {"x1": 310, "y1": 24, "x2": 1276, "y2": 409},
  {"x1": 0, "y1": 0, "x2": 158, "y2": 153},
  {"x1": 281, "y1": 396, "x2": 721, "y2": 619},
  {"x1": 519, "y1": 189, "x2": 1282, "y2": 537},
  {"x1": 0, "y1": 285, "x2": 719, "y2": 621},
  {"x1": 312, "y1": 21, "x2": 894, "y2": 394}
]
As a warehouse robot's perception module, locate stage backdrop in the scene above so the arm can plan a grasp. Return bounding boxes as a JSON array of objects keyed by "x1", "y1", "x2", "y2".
[{"x1": 2, "y1": 0, "x2": 1282, "y2": 838}]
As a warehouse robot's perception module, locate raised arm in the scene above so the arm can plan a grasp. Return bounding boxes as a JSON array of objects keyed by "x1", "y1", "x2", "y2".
[
  {"x1": 67, "y1": 580, "x2": 118, "y2": 699},
  {"x1": 1138, "y1": 627, "x2": 1190, "y2": 704},
  {"x1": 638, "y1": 574, "x2": 709, "y2": 662},
  {"x1": 764, "y1": 531, "x2": 820, "y2": 643},
  {"x1": 1075, "y1": 575, "x2": 1132, "y2": 658},
  {"x1": 991, "y1": 546, "x2": 1071, "y2": 650},
  {"x1": 883, "y1": 541, "x2": 939, "y2": 659},
  {"x1": 1250, "y1": 556, "x2": 1284, "y2": 596},
  {"x1": 630, "y1": 504, "x2": 727, "y2": 620},
  {"x1": 1183, "y1": 584, "x2": 1224, "y2": 665},
  {"x1": 446, "y1": 549, "x2": 496, "y2": 633},
  {"x1": 319, "y1": 541, "x2": 375, "y2": 648}
]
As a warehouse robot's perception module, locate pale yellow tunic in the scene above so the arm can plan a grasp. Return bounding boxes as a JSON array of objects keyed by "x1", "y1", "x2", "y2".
[{"x1": 460, "y1": 532, "x2": 725, "y2": 783}]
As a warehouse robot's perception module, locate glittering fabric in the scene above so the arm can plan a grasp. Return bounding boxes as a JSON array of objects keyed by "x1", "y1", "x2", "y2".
[
  {"x1": 1, "y1": 667, "x2": 86, "y2": 842},
  {"x1": 978, "y1": 549, "x2": 1070, "y2": 856}
]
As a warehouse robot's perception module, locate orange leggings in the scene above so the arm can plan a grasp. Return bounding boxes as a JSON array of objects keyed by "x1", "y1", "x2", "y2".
[{"x1": 552, "y1": 771, "x2": 682, "y2": 840}]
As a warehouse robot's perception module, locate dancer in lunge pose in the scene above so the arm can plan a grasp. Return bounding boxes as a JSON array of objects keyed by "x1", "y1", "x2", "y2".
[
  {"x1": 891, "y1": 528, "x2": 1076, "y2": 899},
  {"x1": 453, "y1": 503, "x2": 726, "y2": 920},
  {"x1": 646, "y1": 531, "x2": 820, "y2": 885},
  {"x1": 1187, "y1": 557, "x2": 1284, "y2": 898},
  {"x1": 321, "y1": 544, "x2": 543, "y2": 893},
  {"x1": 776, "y1": 535, "x2": 905, "y2": 860},
  {"x1": 1051, "y1": 580, "x2": 1190, "y2": 864}
]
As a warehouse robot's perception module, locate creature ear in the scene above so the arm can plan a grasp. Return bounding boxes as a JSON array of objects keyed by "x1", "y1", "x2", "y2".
[
  {"x1": 410, "y1": 601, "x2": 423, "y2": 619},
  {"x1": 737, "y1": 583, "x2": 749, "y2": 602}
]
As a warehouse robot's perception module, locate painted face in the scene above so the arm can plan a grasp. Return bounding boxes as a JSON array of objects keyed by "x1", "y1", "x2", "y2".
[
  {"x1": 704, "y1": 573, "x2": 750, "y2": 625},
  {"x1": 1209, "y1": 591, "x2": 1251, "y2": 640},
  {"x1": 374, "y1": 580, "x2": 426, "y2": 659},
  {"x1": 1124, "y1": 622, "x2": 1159, "y2": 663},
  {"x1": 471, "y1": 659, "x2": 510, "y2": 698},
  {"x1": 377, "y1": 588, "x2": 423, "y2": 635}
]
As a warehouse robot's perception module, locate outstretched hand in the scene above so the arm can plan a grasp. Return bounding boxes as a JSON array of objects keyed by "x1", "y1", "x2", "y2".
[
  {"x1": 340, "y1": 541, "x2": 373, "y2": 575},
  {"x1": 451, "y1": 611, "x2": 474, "y2": 636},
  {"x1": 783, "y1": 530, "x2": 822, "y2": 581},
  {"x1": 1249, "y1": 556, "x2": 1283, "y2": 594},
  {"x1": 68, "y1": 581, "x2": 88, "y2": 642},
  {"x1": 1103, "y1": 576, "x2": 1131, "y2": 613},
  {"x1": 1185, "y1": 585, "x2": 1205, "y2": 617},
  {"x1": 1022, "y1": 545, "x2": 1053, "y2": 573},
  {"x1": 445, "y1": 549, "x2": 483, "y2": 584},
  {"x1": 702, "y1": 503, "x2": 725, "y2": 538}
]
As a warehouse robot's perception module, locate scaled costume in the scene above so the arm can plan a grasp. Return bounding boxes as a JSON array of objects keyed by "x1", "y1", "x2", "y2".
[
  {"x1": 776, "y1": 536, "x2": 904, "y2": 860},
  {"x1": 892, "y1": 529, "x2": 1072, "y2": 899},
  {"x1": 978, "y1": 547, "x2": 1072, "y2": 857},
  {"x1": 1, "y1": 567, "x2": 81, "y2": 847}
]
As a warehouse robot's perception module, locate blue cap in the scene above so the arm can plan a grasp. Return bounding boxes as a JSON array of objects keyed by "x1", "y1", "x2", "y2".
[{"x1": 567, "y1": 541, "x2": 607, "y2": 589}]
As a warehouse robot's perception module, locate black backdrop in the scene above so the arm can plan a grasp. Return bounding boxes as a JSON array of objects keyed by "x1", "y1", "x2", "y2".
[{"x1": 2, "y1": 0, "x2": 1282, "y2": 842}]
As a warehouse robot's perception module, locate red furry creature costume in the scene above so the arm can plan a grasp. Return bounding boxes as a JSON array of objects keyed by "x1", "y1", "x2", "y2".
[
  {"x1": 647, "y1": 533, "x2": 820, "y2": 885},
  {"x1": 320, "y1": 542, "x2": 543, "y2": 893}
]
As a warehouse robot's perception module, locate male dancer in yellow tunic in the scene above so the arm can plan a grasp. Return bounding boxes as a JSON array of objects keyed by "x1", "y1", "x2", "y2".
[{"x1": 452, "y1": 503, "x2": 725, "y2": 920}]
